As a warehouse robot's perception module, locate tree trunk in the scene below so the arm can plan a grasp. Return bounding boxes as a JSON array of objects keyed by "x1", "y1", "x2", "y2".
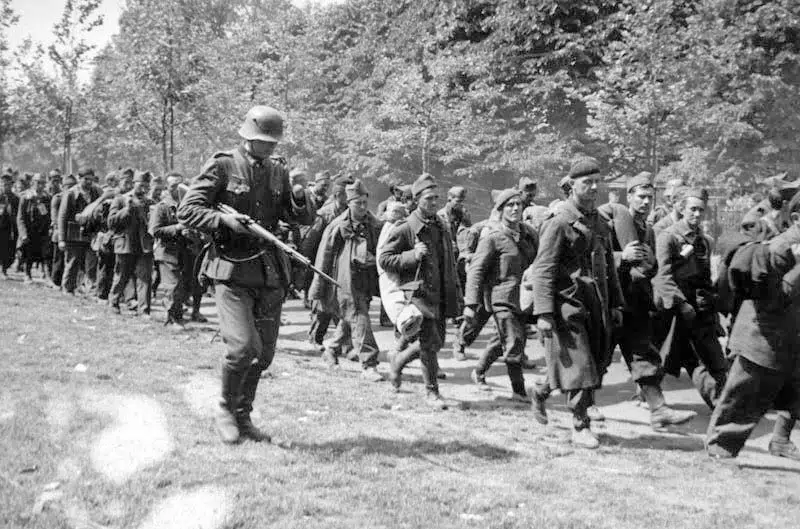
[{"x1": 169, "y1": 98, "x2": 174, "y2": 171}]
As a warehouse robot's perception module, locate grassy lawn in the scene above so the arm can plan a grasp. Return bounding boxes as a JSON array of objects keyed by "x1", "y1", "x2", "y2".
[{"x1": 1, "y1": 274, "x2": 799, "y2": 529}]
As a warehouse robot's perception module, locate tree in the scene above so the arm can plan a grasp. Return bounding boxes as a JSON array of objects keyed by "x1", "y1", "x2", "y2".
[{"x1": 0, "y1": 0, "x2": 19, "y2": 164}]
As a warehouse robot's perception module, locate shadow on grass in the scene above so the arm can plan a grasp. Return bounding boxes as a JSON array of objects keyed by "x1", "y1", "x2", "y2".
[
  {"x1": 601, "y1": 432, "x2": 705, "y2": 452},
  {"x1": 291, "y1": 435, "x2": 518, "y2": 464}
]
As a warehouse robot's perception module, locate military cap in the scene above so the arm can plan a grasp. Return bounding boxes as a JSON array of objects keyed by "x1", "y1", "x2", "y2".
[
  {"x1": 315, "y1": 171, "x2": 331, "y2": 183},
  {"x1": 78, "y1": 166, "x2": 95, "y2": 177},
  {"x1": 567, "y1": 157, "x2": 601, "y2": 179},
  {"x1": 448, "y1": 185, "x2": 466, "y2": 199},
  {"x1": 345, "y1": 179, "x2": 369, "y2": 201},
  {"x1": 331, "y1": 174, "x2": 354, "y2": 192},
  {"x1": 518, "y1": 176, "x2": 537, "y2": 191},
  {"x1": 32, "y1": 172, "x2": 46, "y2": 182},
  {"x1": 412, "y1": 173, "x2": 437, "y2": 198},
  {"x1": 683, "y1": 187, "x2": 707, "y2": 202},
  {"x1": 626, "y1": 172, "x2": 654, "y2": 193},
  {"x1": 133, "y1": 171, "x2": 152, "y2": 183},
  {"x1": 491, "y1": 188, "x2": 522, "y2": 210}
]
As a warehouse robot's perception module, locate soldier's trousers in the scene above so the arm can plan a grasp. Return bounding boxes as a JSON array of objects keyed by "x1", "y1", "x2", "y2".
[
  {"x1": 475, "y1": 310, "x2": 527, "y2": 395},
  {"x1": 617, "y1": 310, "x2": 663, "y2": 385},
  {"x1": 456, "y1": 304, "x2": 492, "y2": 348},
  {"x1": 110, "y1": 253, "x2": 153, "y2": 313},
  {"x1": 324, "y1": 295, "x2": 379, "y2": 368},
  {"x1": 309, "y1": 308, "x2": 339, "y2": 346},
  {"x1": 706, "y1": 355, "x2": 800, "y2": 457},
  {"x1": 51, "y1": 243, "x2": 64, "y2": 286},
  {"x1": 62, "y1": 244, "x2": 91, "y2": 293},
  {"x1": 393, "y1": 317, "x2": 445, "y2": 392},
  {"x1": 215, "y1": 282, "x2": 284, "y2": 373},
  {"x1": 95, "y1": 251, "x2": 115, "y2": 300}
]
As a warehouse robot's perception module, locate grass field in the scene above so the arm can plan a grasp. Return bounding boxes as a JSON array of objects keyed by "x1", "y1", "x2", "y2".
[{"x1": 1, "y1": 272, "x2": 799, "y2": 529}]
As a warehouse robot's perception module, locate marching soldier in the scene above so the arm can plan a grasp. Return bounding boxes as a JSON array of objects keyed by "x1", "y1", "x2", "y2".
[
  {"x1": 465, "y1": 188, "x2": 538, "y2": 400},
  {"x1": 50, "y1": 174, "x2": 75, "y2": 287},
  {"x1": 16, "y1": 173, "x2": 52, "y2": 282},
  {"x1": 302, "y1": 174, "x2": 353, "y2": 350},
  {"x1": 309, "y1": 179, "x2": 383, "y2": 381},
  {"x1": 178, "y1": 105, "x2": 316, "y2": 444},
  {"x1": 652, "y1": 188, "x2": 727, "y2": 410},
  {"x1": 599, "y1": 173, "x2": 696, "y2": 429},
  {"x1": 0, "y1": 172, "x2": 19, "y2": 279},
  {"x1": 58, "y1": 167, "x2": 101, "y2": 294},
  {"x1": 108, "y1": 171, "x2": 154, "y2": 315},
  {"x1": 706, "y1": 194, "x2": 800, "y2": 460},
  {"x1": 530, "y1": 157, "x2": 624, "y2": 449},
  {"x1": 380, "y1": 174, "x2": 463, "y2": 409}
]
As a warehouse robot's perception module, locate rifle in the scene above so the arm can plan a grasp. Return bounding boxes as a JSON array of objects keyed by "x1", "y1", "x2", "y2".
[{"x1": 179, "y1": 184, "x2": 341, "y2": 289}]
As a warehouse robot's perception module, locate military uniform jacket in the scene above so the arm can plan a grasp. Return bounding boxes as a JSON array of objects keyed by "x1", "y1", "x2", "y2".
[
  {"x1": 308, "y1": 209, "x2": 380, "y2": 311},
  {"x1": 301, "y1": 200, "x2": 347, "y2": 263},
  {"x1": 530, "y1": 199, "x2": 624, "y2": 391},
  {"x1": 177, "y1": 146, "x2": 315, "y2": 288},
  {"x1": 108, "y1": 191, "x2": 154, "y2": 255},
  {"x1": 58, "y1": 185, "x2": 100, "y2": 245},
  {"x1": 728, "y1": 224, "x2": 800, "y2": 373},
  {"x1": 378, "y1": 209, "x2": 463, "y2": 319},
  {"x1": 464, "y1": 220, "x2": 538, "y2": 315},
  {"x1": 149, "y1": 195, "x2": 188, "y2": 265},
  {"x1": 653, "y1": 219, "x2": 714, "y2": 311},
  {"x1": 17, "y1": 189, "x2": 51, "y2": 245}
]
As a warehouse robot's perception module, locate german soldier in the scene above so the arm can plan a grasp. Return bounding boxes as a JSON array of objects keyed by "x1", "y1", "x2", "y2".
[
  {"x1": 16, "y1": 173, "x2": 52, "y2": 282},
  {"x1": 177, "y1": 105, "x2": 316, "y2": 444},
  {"x1": 58, "y1": 168, "x2": 101, "y2": 294},
  {"x1": 0, "y1": 172, "x2": 19, "y2": 278}
]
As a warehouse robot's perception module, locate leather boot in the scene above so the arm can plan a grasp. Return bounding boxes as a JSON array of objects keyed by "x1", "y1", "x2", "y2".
[
  {"x1": 216, "y1": 367, "x2": 243, "y2": 444},
  {"x1": 236, "y1": 368, "x2": 271, "y2": 442},
  {"x1": 531, "y1": 384, "x2": 549, "y2": 425},
  {"x1": 769, "y1": 413, "x2": 800, "y2": 461},
  {"x1": 390, "y1": 342, "x2": 421, "y2": 391},
  {"x1": 508, "y1": 364, "x2": 529, "y2": 402},
  {"x1": 641, "y1": 383, "x2": 696, "y2": 429}
]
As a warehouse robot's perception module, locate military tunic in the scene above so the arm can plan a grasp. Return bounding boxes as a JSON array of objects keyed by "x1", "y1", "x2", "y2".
[
  {"x1": 0, "y1": 191, "x2": 18, "y2": 272},
  {"x1": 17, "y1": 189, "x2": 52, "y2": 272}
]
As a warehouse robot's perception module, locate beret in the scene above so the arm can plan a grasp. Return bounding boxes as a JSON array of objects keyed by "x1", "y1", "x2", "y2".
[
  {"x1": 626, "y1": 171, "x2": 654, "y2": 193},
  {"x1": 567, "y1": 157, "x2": 601, "y2": 179},
  {"x1": 412, "y1": 173, "x2": 437, "y2": 198},
  {"x1": 491, "y1": 188, "x2": 522, "y2": 211},
  {"x1": 345, "y1": 179, "x2": 369, "y2": 201}
]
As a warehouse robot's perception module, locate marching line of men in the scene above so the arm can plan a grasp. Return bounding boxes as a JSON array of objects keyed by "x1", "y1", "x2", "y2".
[
  {"x1": 0, "y1": 165, "x2": 208, "y2": 325},
  {"x1": 3, "y1": 106, "x2": 799, "y2": 457}
]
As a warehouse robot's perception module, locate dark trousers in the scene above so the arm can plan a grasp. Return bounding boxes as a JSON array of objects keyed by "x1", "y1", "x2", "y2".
[
  {"x1": 393, "y1": 318, "x2": 445, "y2": 392},
  {"x1": 309, "y1": 308, "x2": 338, "y2": 346},
  {"x1": 617, "y1": 310, "x2": 663, "y2": 385},
  {"x1": 475, "y1": 310, "x2": 527, "y2": 395},
  {"x1": 534, "y1": 381, "x2": 594, "y2": 430},
  {"x1": 325, "y1": 295, "x2": 379, "y2": 368},
  {"x1": 216, "y1": 282, "x2": 284, "y2": 373},
  {"x1": 706, "y1": 355, "x2": 800, "y2": 457},
  {"x1": 457, "y1": 304, "x2": 492, "y2": 348},
  {"x1": 110, "y1": 253, "x2": 153, "y2": 312},
  {"x1": 63, "y1": 244, "x2": 90, "y2": 293},
  {"x1": 51, "y1": 242, "x2": 64, "y2": 285},
  {"x1": 95, "y1": 252, "x2": 115, "y2": 299}
]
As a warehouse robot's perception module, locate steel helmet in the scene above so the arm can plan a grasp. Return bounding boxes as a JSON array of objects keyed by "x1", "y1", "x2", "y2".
[{"x1": 238, "y1": 105, "x2": 284, "y2": 143}]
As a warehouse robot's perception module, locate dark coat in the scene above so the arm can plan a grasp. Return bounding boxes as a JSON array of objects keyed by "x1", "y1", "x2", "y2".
[
  {"x1": 464, "y1": 220, "x2": 538, "y2": 315},
  {"x1": 16, "y1": 189, "x2": 52, "y2": 258},
  {"x1": 308, "y1": 209, "x2": 380, "y2": 312},
  {"x1": 530, "y1": 200, "x2": 624, "y2": 391},
  {"x1": 108, "y1": 191, "x2": 154, "y2": 255},
  {"x1": 652, "y1": 219, "x2": 713, "y2": 311},
  {"x1": 377, "y1": 209, "x2": 462, "y2": 319},
  {"x1": 58, "y1": 185, "x2": 100, "y2": 245},
  {"x1": 728, "y1": 224, "x2": 800, "y2": 373},
  {"x1": 0, "y1": 191, "x2": 19, "y2": 266},
  {"x1": 177, "y1": 146, "x2": 315, "y2": 288},
  {"x1": 301, "y1": 200, "x2": 347, "y2": 262}
]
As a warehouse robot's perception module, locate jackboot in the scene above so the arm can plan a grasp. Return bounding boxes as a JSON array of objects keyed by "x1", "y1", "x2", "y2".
[
  {"x1": 236, "y1": 367, "x2": 271, "y2": 443},
  {"x1": 641, "y1": 383, "x2": 696, "y2": 429},
  {"x1": 216, "y1": 366, "x2": 244, "y2": 444}
]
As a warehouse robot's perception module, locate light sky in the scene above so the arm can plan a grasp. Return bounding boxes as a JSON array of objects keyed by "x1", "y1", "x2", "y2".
[{"x1": 8, "y1": 0, "x2": 343, "y2": 55}]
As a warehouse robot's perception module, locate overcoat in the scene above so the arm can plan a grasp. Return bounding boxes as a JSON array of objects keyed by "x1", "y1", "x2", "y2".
[
  {"x1": 16, "y1": 189, "x2": 52, "y2": 260},
  {"x1": 108, "y1": 191, "x2": 154, "y2": 255},
  {"x1": 0, "y1": 191, "x2": 19, "y2": 267},
  {"x1": 530, "y1": 199, "x2": 624, "y2": 391}
]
